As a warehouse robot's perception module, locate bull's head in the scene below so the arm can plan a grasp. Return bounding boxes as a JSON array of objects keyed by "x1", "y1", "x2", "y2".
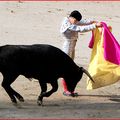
[{"x1": 65, "y1": 67, "x2": 94, "y2": 94}]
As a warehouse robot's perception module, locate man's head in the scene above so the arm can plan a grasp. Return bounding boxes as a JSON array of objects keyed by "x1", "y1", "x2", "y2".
[{"x1": 69, "y1": 10, "x2": 82, "y2": 24}]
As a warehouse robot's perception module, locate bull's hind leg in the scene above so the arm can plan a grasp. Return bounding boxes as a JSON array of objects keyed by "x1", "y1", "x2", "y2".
[
  {"x1": 1, "y1": 73, "x2": 24, "y2": 104},
  {"x1": 37, "y1": 80, "x2": 58, "y2": 106},
  {"x1": 12, "y1": 89, "x2": 24, "y2": 102}
]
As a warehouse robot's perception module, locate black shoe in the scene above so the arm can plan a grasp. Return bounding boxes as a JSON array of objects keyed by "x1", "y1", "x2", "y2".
[
  {"x1": 63, "y1": 91, "x2": 79, "y2": 97},
  {"x1": 72, "y1": 92, "x2": 79, "y2": 97},
  {"x1": 63, "y1": 91, "x2": 72, "y2": 96}
]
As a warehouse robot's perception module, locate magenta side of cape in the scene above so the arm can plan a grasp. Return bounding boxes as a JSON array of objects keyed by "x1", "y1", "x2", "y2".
[
  {"x1": 88, "y1": 22, "x2": 120, "y2": 65},
  {"x1": 88, "y1": 31, "x2": 94, "y2": 48},
  {"x1": 102, "y1": 22, "x2": 120, "y2": 65}
]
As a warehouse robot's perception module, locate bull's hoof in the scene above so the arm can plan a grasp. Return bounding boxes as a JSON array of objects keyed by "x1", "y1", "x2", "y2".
[
  {"x1": 37, "y1": 100, "x2": 43, "y2": 106},
  {"x1": 18, "y1": 97, "x2": 24, "y2": 102},
  {"x1": 12, "y1": 98, "x2": 17, "y2": 103},
  {"x1": 11, "y1": 98, "x2": 17, "y2": 105},
  {"x1": 37, "y1": 96, "x2": 43, "y2": 106},
  {"x1": 15, "y1": 95, "x2": 24, "y2": 102}
]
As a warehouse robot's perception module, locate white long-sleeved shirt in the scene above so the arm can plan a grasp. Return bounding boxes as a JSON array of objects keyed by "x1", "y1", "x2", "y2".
[{"x1": 60, "y1": 17, "x2": 96, "y2": 41}]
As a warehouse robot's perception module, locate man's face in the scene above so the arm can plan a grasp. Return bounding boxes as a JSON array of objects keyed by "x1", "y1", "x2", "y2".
[{"x1": 69, "y1": 17, "x2": 79, "y2": 24}]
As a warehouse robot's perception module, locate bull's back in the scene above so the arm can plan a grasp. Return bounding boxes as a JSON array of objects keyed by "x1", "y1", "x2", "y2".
[
  {"x1": 0, "y1": 44, "x2": 78, "y2": 77},
  {"x1": 0, "y1": 44, "x2": 74, "y2": 67},
  {"x1": 0, "y1": 44, "x2": 60, "y2": 62}
]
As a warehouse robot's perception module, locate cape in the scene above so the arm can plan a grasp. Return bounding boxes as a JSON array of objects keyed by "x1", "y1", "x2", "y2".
[{"x1": 87, "y1": 22, "x2": 120, "y2": 90}]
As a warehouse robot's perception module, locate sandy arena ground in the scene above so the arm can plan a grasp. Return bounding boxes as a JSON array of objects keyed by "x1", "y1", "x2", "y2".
[{"x1": 0, "y1": 1, "x2": 120, "y2": 119}]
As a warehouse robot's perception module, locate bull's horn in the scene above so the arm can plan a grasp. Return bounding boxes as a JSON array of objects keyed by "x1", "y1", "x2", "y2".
[{"x1": 82, "y1": 67, "x2": 95, "y2": 83}]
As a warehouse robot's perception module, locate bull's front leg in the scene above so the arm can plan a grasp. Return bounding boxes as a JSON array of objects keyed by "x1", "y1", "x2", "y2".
[
  {"x1": 37, "y1": 81, "x2": 58, "y2": 106},
  {"x1": 37, "y1": 81, "x2": 47, "y2": 106}
]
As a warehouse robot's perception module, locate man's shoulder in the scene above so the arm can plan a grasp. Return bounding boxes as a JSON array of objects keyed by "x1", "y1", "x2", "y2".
[
  {"x1": 62, "y1": 17, "x2": 69, "y2": 23},
  {"x1": 60, "y1": 17, "x2": 71, "y2": 33}
]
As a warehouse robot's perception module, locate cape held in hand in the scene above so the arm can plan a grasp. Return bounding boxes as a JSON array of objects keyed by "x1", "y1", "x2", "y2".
[{"x1": 87, "y1": 22, "x2": 120, "y2": 90}]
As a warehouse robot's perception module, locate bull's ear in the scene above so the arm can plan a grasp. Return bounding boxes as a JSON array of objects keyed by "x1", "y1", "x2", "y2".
[
  {"x1": 79, "y1": 67, "x2": 84, "y2": 71},
  {"x1": 78, "y1": 67, "x2": 84, "y2": 75},
  {"x1": 79, "y1": 67, "x2": 82, "y2": 69}
]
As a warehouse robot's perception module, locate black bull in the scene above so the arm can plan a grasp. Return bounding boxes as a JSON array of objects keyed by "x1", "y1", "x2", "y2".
[{"x1": 0, "y1": 44, "x2": 94, "y2": 105}]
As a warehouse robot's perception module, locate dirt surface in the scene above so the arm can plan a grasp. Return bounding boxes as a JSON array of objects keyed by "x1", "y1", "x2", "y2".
[{"x1": 0, "y1": 1, "x2": 120, "y2": 119}]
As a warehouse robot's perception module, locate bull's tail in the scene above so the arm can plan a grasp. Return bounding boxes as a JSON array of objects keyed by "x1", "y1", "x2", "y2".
[{"x1": 81, "y1": 67, "x2": 95, "y2": 83}]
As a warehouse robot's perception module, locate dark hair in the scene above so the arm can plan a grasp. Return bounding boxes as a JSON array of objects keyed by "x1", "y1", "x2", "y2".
[{"x1": 69, "y1": 10, "x2": 82, "y2": 21}]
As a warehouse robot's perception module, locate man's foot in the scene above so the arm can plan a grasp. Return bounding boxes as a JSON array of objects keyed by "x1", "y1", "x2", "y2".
[
  {"x1": 73, "y1": 92, "x2": 79, "y2": 97},
  {"x1": 63, "y1": 91, "x2": 79, "y2": 97}
]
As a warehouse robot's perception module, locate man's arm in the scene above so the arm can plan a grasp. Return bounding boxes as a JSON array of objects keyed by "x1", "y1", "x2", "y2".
[{"x1": 68, "y1": 23, "x2": 96, "y2": 32}]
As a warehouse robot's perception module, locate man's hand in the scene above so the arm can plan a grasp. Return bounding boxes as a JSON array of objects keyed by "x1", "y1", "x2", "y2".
[{"x1": 95, "y1": 22, "x2": 102, "y2": 27}]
